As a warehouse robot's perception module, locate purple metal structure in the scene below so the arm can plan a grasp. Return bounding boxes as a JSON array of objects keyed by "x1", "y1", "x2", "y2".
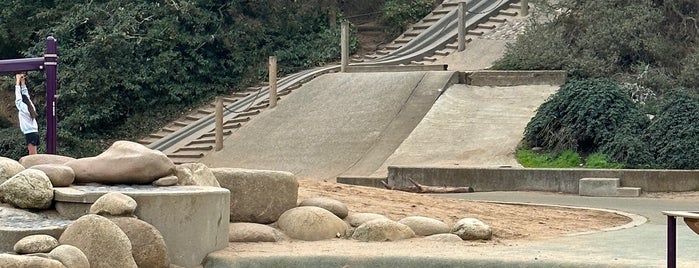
[{"x1": 0, "y1": 37, "x2": 58, "y2": 154}]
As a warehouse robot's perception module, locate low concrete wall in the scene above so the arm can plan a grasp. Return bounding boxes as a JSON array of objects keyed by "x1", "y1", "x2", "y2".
[
  {"x1": 465, "y1": 70, "x2": 567, "y2": 86},
  {"x1": 385, "y1": 166, "x2": 699, "y2": 193}
]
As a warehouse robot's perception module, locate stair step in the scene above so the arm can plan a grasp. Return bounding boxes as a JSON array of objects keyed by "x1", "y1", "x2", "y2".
[
  {"x1": 434, "y1": 51, "x2": 450, "y2": 56},
  {"x1": 236, "y1": 110, "x2": 261, "y2": 117},
  {"x1": 167, "y1": 152, "x2": 205, "y2": 158},
  {"x1": 162, "y1": 127, "x2": 176, "y2": 133},
  {"x1": 477, "y1": 24, "x2": 497, "y2": 30},
  {"x1": 489, "y1": 17, "x2": 507, "y2": 23},
  {"x1": 185, "y1": 115, "x2": 201, "y2": 121},
  {"x1": 499, "y1": 10, "x2": 518, "y2": 16},
  {"x1": 404, "y1": 32, "x2": 420, "y2": 37},
  {"x1": 383, "y1": 44, "x2": 402, "y2": 50},
  {"x1": 223, "y1": 123, "x2": 242, "y2": 130},
  {"x1": 227, "y1": 117, "x2": 250, "y2": 124},
  {"x1": 467, "y1": 30, "x2": 484, "y2": 36},
  {"x1": 422, "y1": 56, "x2": 438, "y2": 62},
  {"x1": 393, "y1": 39, "x2": 410, "y2": 44},
  {"x1": 173, "y1": 121, "x2": 188, "y2": 127},
  {"x1": 149, "y1": 134, "x2": 164, "y2": 139},
  {"x1": 201, "y1": 130, "x2": 232, "y2": 138},
  {"x1": 188, "y1": 138, "x2": 216, "y2": 145},
  {"x1": 176, "y1": 145, "x2": 213, "y2": 151},
  {"x1": 412, "y1": 24, "x2": 430, "y2": 30}
]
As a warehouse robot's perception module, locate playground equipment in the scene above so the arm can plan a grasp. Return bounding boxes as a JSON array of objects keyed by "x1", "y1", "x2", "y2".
[{"x1": 0, "y1": 37, "x2": 58, "y2": 154}]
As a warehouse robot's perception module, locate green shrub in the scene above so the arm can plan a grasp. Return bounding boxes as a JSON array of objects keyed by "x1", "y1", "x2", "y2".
[
  {"x1": 0, "y1": 128, "x2": 27, "y2": 160},
  {"x1": 381, "y1": 0, "x2": 434, "y2": 37},
  {"x1": 637, "y1": 89, "x2": 699, "y2": 169},
  {"x1": 523, "y1": 78, "x2": 649, "y2": 162}
]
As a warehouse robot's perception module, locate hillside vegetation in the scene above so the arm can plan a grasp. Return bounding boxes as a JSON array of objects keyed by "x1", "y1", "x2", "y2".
[
  {"x1": 494, "y1": 0, "x2": 699, "y2": 169},
  {"x1": 0, "y1": 0, "x2": 436, "y2": 159}
]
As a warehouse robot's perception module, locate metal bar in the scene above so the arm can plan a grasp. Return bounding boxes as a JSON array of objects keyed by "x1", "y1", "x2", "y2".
[
  {"x1": 458, "y1": 2, "x2": 466, "y2": 51},
  {"x1": 45, "y1": 36, "x2": 58, "y2": 154},
  {"x1": 668, "y1": 215, "x2": 676, "y2": 268},
  {"x1": 269, "y1": 56, "x2": 278, "y2": 108},
  {"x1": 341, "y1": 21, "x2": 349, "y2": 72},
  {"x1": 0, "y1": 57, "x2": 44, "y2": 73},
  {"x1": 215, "y1": 97, "x2": 223, "y2": 151}
]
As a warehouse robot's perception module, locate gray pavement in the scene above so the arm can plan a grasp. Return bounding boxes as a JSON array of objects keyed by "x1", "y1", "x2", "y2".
[{"x1": 438, "y1": 191, "x2": 699, "y2": 267}]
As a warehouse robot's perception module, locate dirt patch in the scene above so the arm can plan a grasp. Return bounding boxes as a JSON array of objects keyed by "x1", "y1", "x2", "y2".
[{"x1": 298, "y1": 179, "x2": 631, "y2": 241}]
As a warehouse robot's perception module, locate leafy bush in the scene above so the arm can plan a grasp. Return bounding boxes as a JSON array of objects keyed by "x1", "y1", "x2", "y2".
[
  {"x1": 0, "y1": 0, "x2": 355, "y2": 158},
  {"x1": 523, "y1": 78, "x2": 649, "y2": 163},
  {"x1": 493, "y1": 0, "x2": 699, "y2": 90},
  {"x1": 381, "y1": 0, "x2": 434, "y2": 36},
  {"x1": 635, "y1": 90, "x2": 699, "y2": 169},
  {"x1": 0, "y1": 128, "x2": 27, "y2": 160}
]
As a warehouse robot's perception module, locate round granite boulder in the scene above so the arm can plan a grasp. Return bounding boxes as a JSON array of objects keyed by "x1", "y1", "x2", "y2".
[
  {"x1": 13, "y1": 234, "x2": 59, "y2": 254},
  {"x1": 345, "y1": 213, "x2": 389, "y2": 227},
  {"x1": 0, "y1": 156, "x2": 24, "y2": 184},
  {"x1": 229, "y1": 222, "x2": 287, "y2": 242},
  {"x1": 0, "y1": 169, "x2": 53, "y2": 209},
  {"x1": 398, "y1": 216, "x2": 450, "y2": 236},
  {"x1": 299, "y1": 197, "x2": 349, "y2": 219},
  {"x1": 277, "y1": 206, "x2": 348, "y2": 241},
  {"x1": 19, "y1": 154, "x2": 75, "y2": 168},
  {"x1": 59, "y1": 214, "x2": 138, "y2": 268},
  {"x1": 29, "y1": 164, "x2": 75, "y2": 187},
  {"x1": 351, "y1": 219, "x2": 415, "y2": 242},
  {"x1": 452, "y1": 218, "x2": 492, "y2": 240}
]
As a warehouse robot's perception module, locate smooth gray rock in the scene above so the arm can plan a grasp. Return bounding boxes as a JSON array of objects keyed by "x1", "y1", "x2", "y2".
[
  {"x1": 212, "y1": 168, "x2": 297, "y2": 223},
  {"x1": 176, "y1": 163, "x2": 220, "y2": 187},
  {"x1": 351, "y1": 219, "x2": 415, "y2": 242},
  {"x1": 110, "y1": 216, "x2": 170, "y2": 268},
  {"x1": 0, "y1": 169, "x2": 53, "y2": 209},
  {"x1": 345, "y1": 213, "x2": 389, "y2": 227},
  {"x1": 452, "y1": 218, "x2": 492, "y2": 240},
  {"x1": 59, "y1": 214, "x2": 137, "y2": 268},
  {"x1": 398, "y1": 216, "x2": 451, "y2": 236},
  {"x1": 0, "y1": 156, "x2": 24, "y2": 185},
  {"x1": 65, "y1": 140, "x2": 175, "y2": 184},
  {"x1": 19, "y1": 154, "x2": 75, "y2": 168},
  {"x1": 228, "y1": 222, "x2": 287, "y2": 242},
  {"x1": 89, "y1": 192, "x2": 137, "y2": 217},
  {"x1": 13, "y1": 234, "x2": 59, "y2": 254},
  {"x1": 277, "y1": 206, "x2": 348, "y2": 241},
  {"x1": 49, "y1": 244, "x2": 90, "y2": 268},
  {"x1": 0, "y1": 253, "x2": 64, "y2": 267},
  {"x1": 29, "y1": 164, "x2": 75, "y2": 187},
  {"x1": 299, "y1": 197, "x2": 349, "y2": 219}
]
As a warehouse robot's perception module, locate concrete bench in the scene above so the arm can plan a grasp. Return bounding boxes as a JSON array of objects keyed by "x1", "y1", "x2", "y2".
[
  {"x1": 662, "y1": 211, "x2": 699, "y2": 268},
  {"x1": 579, "y1": 178, "x2": 641, "y2": 197}
]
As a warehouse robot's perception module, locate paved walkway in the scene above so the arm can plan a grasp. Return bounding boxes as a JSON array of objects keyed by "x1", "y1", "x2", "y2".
[{"x1": 440, "y1": 191, "x2": 699, "y2": 267}]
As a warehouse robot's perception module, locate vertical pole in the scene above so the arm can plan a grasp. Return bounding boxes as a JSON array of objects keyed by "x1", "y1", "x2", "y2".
[
  {"x1": 341, "y1": 20, "x2": 349, "y2": 72},
  {"x1": 521, "y1": 0, "x2": 529, "y2": 17},
  {"x1": 458, "y1": 2, "x2": 466, "y2": 52},
  {"x1": 668, "y1": 215, "x2": 676, "y2": 268},
  {"x1": 214, "y1": 97, "x2": 223, "y2": 151},
  {"x1": 268, "y1": 56, "x2": 277, "y2": 108},
  {"x1": 45, "y1": 36, "x2": 58, "y2": 154}
]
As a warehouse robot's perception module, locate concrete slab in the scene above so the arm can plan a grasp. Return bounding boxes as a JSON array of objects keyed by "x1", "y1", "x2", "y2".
[
  {"x1": 0, "y1": 206, "x2": 71, "y2": 253},
  {"x1": 371, "y1": 84, "x2": 558, "y2": 177},
  {"x1": 201, "y1": 72, "x2": 457, "y2": 181},
  {"x1": 579, "y1": 178, "x2": 621, "y2": 197}
]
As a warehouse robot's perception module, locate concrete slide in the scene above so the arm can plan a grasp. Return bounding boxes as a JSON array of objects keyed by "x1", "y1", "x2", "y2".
[{"x1": 201, "y1": 71, "x2": 458, "y2": 180}]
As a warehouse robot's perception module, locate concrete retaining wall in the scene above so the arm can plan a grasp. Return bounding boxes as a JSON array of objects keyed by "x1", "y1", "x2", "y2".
[{"x1": 384, "y1": 166, "x2": 699, "y2": 193}]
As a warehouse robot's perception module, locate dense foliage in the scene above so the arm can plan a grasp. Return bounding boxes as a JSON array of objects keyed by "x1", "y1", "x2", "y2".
[
  {"x1": 500, "y1": 0, "x2": 699, "y2": 169},
  {"x1": 523, "y1": 79, "x2": 650, "y2": 162},
  {"x1": 493, "y1": 0, "x2": 699, "y2": 93},
  {"x1": 0, "y1": 0, "x2": 356, "y2": 158}
]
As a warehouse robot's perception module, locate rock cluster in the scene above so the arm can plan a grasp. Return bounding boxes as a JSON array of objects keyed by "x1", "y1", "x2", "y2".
[
  {"x1": 227, "y1": 194, "x2": 492, "y2": 243},
  {"x1": 0, "y1": 192, "x2": 169, "y2": 268}
]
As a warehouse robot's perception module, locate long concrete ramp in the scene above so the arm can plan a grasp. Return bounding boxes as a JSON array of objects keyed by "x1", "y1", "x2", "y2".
[
  {"x1": 370, "y1": 84, "x2": 558, "y2": 177},
  {"x1": 201, "y1": 71, "x2": 458, "y2": 180}
]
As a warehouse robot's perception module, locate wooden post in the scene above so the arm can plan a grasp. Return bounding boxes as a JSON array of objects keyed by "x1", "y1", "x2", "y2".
[
  {"x1": 458, "y1": 2, "x2": 466, "y2": 52},
  {"x1": 269, "y1": 56, "x2": 278, "y2": 108},
  {"x1": 341, "y1": 20, "x2": 349, "y2": 72},
  {"x1": 215, "y1": 97, "x2": 223, "y2": 151},
  {"x1": 521, "y1": 0, "x2": 529, "y2": 17}
]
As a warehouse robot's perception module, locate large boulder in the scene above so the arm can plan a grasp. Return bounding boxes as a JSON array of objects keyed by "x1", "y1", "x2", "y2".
[
  {"x1": 176, "y1": 163, "x2": 220, "y2": 187},
  {"x1": 351, "y1": 219, "x2": 415, "y2": 242},
  {"x1": 89, "y1": 192, "x2": 137, "y2": 217},
  {"x1": 344, "y1": 213, "x2": 389, "y2": 227},
  {"x1": 65, "y1": 141, "x2": 175, "y2": 184},
  {"x1": 276, "y1": 206, "x2": 348, "y2": 241},
  {"x1": 228, "y1": 222, "x2": 287, "y2": 242},
  {"x1": 19, "y1": 154, "x2": 75, "y2": 168},
  {"x1": 398, "y1": 216, "x2": 450, "y2": 236},
  {"x1": 0, "y1": 169, "x2": 53, "y2": 209},
  {"x1": 13, "y1": 234, "x2": 59, "y2": 254},
  {"x1": 424, "y1": 233, "x2": 464, "y2": 242},
  {"x1": 0, "y1": 156, "x2": 24, "y2": 184},
  {"x1": 451, "y1": 218, "x2": 492, "y2": 240},
  {"x1": 29, "y1": 164, "x2": 75, "y2": 187},
  {"x1": 59, "y1": 214, "x2": 138, "y2": 268},
  {"x1": 49, "y1": 244, "x2": 90, "y2": 268},
  {"x1": 299, "y1": 197, "x2": 349, "y2": 219},
  {"x1": 110, "y1": 216, "x2": 170, "y2": 268},
  {"x1": 212, "y1": 168, "x2": 297, "y2": 223}
]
